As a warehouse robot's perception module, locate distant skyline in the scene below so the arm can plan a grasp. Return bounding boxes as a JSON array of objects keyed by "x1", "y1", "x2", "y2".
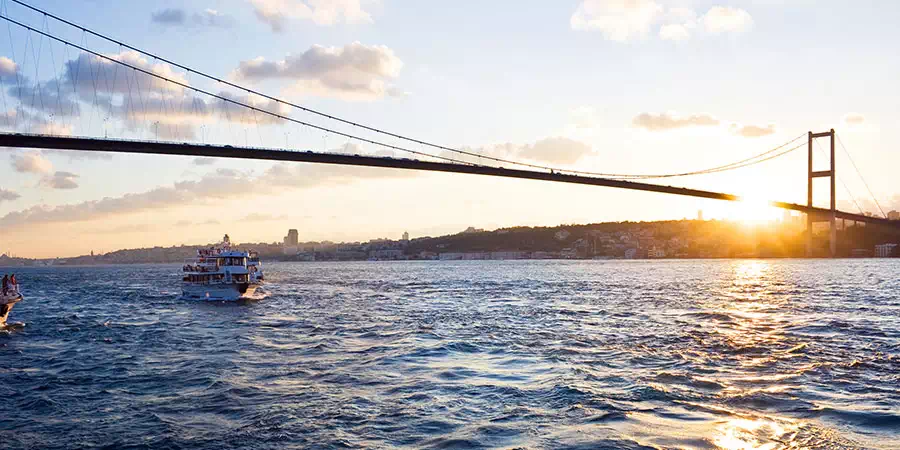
[{"x1": 2, "y1": 0, "x2": 900, "y2": 258}]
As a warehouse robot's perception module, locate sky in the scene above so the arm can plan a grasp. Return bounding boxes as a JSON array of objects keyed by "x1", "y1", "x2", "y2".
[{"x1": 0, "y1": 0, "x2": 899, "y2": 258}]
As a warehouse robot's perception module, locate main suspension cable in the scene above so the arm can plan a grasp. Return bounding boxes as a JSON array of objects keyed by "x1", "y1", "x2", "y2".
[
  {"x1": 3, "y1": 0, "x2": 811, "y2": 180},
  {"x1": 0, "y1": 14, "x2": 480, "y2": 166}
]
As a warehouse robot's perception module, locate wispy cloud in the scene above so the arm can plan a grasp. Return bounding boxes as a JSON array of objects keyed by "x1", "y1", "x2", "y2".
[
  {"x1": 0, "y1": 188, "x2": 20, "y2": 203},
  {"x1": 40, "y1": 171, "x2": 80, "y2": 190},
  {"x1": 249, "y1": 0, "x2": 373, "y2": 32},
  {"x1": 443, "y1": 137, "x2": 594, "y2": 166},
  {"x1": 10, "y1": 151, "x2": 53, "y2": 174},
  {"x1": 242, "y1": 213, "x2": 289, "y2": 222},
  {"x1": 572, "y1": 1, "x2": 753, "y2": 42},
  {"x1": 632, "y1": 112, "x2": 720, "y2": 131},
  {"x1": 702, "y1": 6, "x2": 753, "y2": 34},
  {"x1": 570, "y1": 0, "x2": 663, "y2": 41},
  {"x1": 729, "y1": 123, "x2": 776, "y2": 138},
  {"x1": 192, "y1": 157, "x2": 217, "y2": 166},
  {"x1": 0, "y1": 56, "x2": 17, "y2": 78},
  {"x1": 842, "y1": 113, "x2": 866, "y2": 126},
  {"x1": 152, "y1": 8, "x2": 235, "y2": 28},
  {"x1": 0, "y1": 163, "x2": 410, "y2": 231}
]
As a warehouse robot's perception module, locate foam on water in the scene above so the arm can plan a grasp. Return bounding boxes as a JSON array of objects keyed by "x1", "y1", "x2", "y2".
[{"x1": 1, "y1": 259, "x2": 899, "y2": 449}]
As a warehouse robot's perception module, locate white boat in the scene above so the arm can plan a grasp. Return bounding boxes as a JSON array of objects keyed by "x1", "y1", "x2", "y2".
[
  {"x1": 182, "y1": 235, "x2": 257, "y2": 301},
  {"x1": 0, "y1": 290, "x2": 23, "y2": 326}
]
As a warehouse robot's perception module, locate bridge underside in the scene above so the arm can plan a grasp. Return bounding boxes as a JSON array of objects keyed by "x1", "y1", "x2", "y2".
[{"x1": 1, "y1": 133, "x2": 897, "y2": 230}]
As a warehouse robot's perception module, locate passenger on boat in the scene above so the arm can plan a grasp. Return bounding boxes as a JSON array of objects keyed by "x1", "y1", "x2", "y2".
[
  {"x1": 2, "y1": 274, "x2": 7, "y2": 296},
  {"x1": 10, "y1": 274, "x2": 17, "y2": 293}
]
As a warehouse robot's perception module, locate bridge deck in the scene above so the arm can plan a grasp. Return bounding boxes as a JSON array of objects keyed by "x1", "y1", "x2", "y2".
[{"x1": 1, "y1": 133, "x2": 896, "y2": 229}]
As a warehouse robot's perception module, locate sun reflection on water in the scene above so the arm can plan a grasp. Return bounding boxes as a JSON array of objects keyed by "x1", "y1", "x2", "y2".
[
  {"x1": 702, "y1": 261, "x2": 809, "y2": 449},
  {"x1": 714, "y1": 416, "x2": 801, "y2": 450}
]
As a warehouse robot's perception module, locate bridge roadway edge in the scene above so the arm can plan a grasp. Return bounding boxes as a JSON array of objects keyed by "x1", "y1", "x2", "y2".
[{"x1": 1, "y1": 133, "x2": 896, "y2": 229}]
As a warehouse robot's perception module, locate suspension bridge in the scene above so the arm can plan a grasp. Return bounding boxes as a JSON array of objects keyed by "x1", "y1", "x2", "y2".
[{"x1": 0, "y1": 0, "x2": 897, "y2": 257}]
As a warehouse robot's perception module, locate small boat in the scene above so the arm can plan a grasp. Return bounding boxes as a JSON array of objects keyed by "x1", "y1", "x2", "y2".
[
  {"x1": 0, "y1": 290, "x2": 24, "y2": 326},
  {"x1": 182, "y1": 235, "x2": 257, "y2": 301}
]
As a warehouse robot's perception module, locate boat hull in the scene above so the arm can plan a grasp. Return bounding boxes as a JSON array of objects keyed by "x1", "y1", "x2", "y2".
[
  {"x1": 0, "y1": 293, "x2": 23, "y2": 325},
  {"x1": 182, "y1": 283, "x2": 256, "y2": 301}
]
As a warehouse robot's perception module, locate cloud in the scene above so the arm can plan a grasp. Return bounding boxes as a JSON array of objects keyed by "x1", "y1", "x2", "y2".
[
  {"x1": 0, "y1": 161, "x2": 410, "y2": 231},
  {"x1": 10, "y1": 151, "x2": 53, "y2": 174},
  {"x1": 264, "y1": 160, "x2": 413, "y2": 188},
  {"x1": 571, "y1": 3, "x2": 751, "y2": 42},
  {"x1": 729, "y1": 123, "x2": 775, "y2": 137},
  {"x1": 193, "y1": 157, "x2": 216, "y2": 166},
  {"x1": 702, "y1": 6, "x2": 753, "y2": 34},
  {"x1": 197, "y1": 9, "x2": 235, "y2": 27},
  {"x1": 659, "y1": 23, "x2": 691, "y2": 41},
  {"x1": 40, "y1": 171, "x2": 80, "y2": 190},
  {"x1": 0, "y1": 188, "x2": 20, "y2": 203},
  {"x1": 42, "y1": 149, "x2": 114, "y2": 161},
  {"x1": 249, "y1": 0, "x2": 373, "y2": 31},
  {"x1": 242, "y1": 213, "x2": 288, "y2": 222},
  {"x1": 571, "y1": 0, "x2": 663, "y2": 41},
  {"x1": 842, "y1": 113, "x2": 865, "y2": 126},
  {"x1": 152, "y1": 8, "x2": 235, "y2": 28},
  {"x1": 98, "y1": 90, "x2": 291, "y2": 139},
  {"x1": 0, "y1": 108, "x2": 15, "y2": 127},
  {"x1": 632, "y1": 112, "x2": 720, "y2": 131},
  {"x1": 445, "y1": 137, "x2": 594, "y2": 166},
  {"x1": 516, "y1": 138, "x2": 594, "y2": 165},
  {"x1": 63, "y1": 50, "x2": 188, "y2": 97},
  {"x1": 0, "y1": 56, "x2": 17, "y2": 78},
  {"x1": 0, "y1": 170, "x2": 253, "y2": 231},
  {"x1": 151, "y1": 8, "x2": 187, "y2": 25},
  {"x1": 8, "y1": 79, "x2": 81, "y2": 118},
  {"x1": 232, "y1": 42, "x2": 403, "y2": 101},
  {"x1": 657, "y1": 7, "x2": 696, "y2": 41}
]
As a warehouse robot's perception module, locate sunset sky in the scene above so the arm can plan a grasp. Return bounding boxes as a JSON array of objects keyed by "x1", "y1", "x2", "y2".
[{"x1": 1, "y1": 0, "x2": 899, "y2": 258}]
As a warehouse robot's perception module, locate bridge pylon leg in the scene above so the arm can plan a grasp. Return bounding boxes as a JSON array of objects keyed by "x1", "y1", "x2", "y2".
[
  {"x1": 829, "y1": 129, "x2": 837, "y2": 257},
  {"x1": 807, "y1": 132, "x2": 813, "y2": 257},
  {"x1": 807, "y1": 129, "x2": 838, "y2": 258}
]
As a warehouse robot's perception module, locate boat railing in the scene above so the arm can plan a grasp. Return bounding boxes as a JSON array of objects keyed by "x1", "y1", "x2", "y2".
[{"x1": 183, "y1": 259, "x2": 220, "y2": 273}]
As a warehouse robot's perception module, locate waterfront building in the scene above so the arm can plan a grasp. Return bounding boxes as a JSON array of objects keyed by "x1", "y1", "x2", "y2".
[
  {"x1": 283, "y1": 229, "x2": 299, "y2": 246},
  {"x1": 369, "y1": 249, "x2": 405, "y2": 260},
  {"x1": 875, "y1": 243, "x2": 897, "y2": 258},
  {"x1": 889, "y1": 210, "x2": 900, "y2": 221}
]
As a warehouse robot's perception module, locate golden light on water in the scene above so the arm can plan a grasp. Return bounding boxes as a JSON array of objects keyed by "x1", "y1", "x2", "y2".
[{"x1": 714, "y1": 417, "x2": 800, "y2": 450}]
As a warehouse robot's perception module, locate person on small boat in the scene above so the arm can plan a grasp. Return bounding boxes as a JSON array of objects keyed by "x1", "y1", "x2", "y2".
[
  {"x1": 9, "y1": 274, "x2": 17, "y2": 293},
  {"x1": 2, "y1": 274, "x2": 8, "y2": 296}
]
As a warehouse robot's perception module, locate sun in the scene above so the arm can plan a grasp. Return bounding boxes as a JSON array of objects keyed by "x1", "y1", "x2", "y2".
[
  {"x1": 704, "y1": 193, "x2": 782, "y2": 224},
  {"x1": 733, "y1": 194, "x2": 781, "y2": 223}
]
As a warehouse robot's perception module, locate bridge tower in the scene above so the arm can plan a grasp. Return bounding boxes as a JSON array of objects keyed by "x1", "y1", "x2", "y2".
[{"x1": 807, "y1": 129, "x2": 837, "y2": 257}]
